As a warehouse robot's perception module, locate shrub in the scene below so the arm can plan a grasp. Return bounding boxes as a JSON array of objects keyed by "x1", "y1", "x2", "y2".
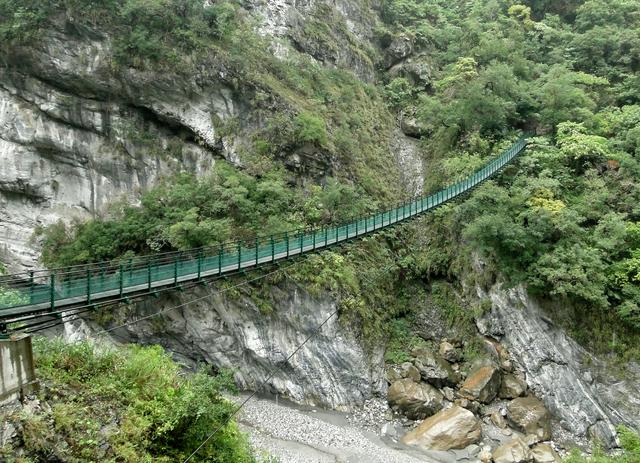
[
  {"x1": 294, "y1": 112, "x2": 329, "y2": 146},
  {"x1": 18, "y1": 337, "x2": 256, "y2": 462}
]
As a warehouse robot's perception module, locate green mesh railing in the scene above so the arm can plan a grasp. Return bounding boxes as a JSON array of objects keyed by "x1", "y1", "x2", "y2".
[{"x1": 0, "y1": 136, "x2": 528, "y2": 322}]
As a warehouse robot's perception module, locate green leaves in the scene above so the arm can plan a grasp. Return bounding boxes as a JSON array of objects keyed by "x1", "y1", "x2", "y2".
[
  {"x1": 294, "y1": 112, "x2": 329, "y2": 146},
  {"x1": 28, "y1": 338, "x2": 253, "y2": 462},
  {"x1": 38, "y1": 162, "x2": 375, "y2": 267}
]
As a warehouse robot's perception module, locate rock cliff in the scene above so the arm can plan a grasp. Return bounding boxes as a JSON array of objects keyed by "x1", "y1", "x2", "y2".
[{"x1": 477, "y1": 284, "x2": 640, "y2": 448}]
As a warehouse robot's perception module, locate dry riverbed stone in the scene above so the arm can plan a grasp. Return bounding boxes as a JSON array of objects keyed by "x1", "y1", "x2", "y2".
[
  {"x1": 507, "y1": 397, "x2": 552, "y2": 440},
  {"x1": 492, "y1": 437, "x2": 532, "y2": 463},
  {"x1": 531, "y1": 443, "x2": 561, "y2": 463},
  {"x1": 401, "y1": 405, "x2": 482, "y2": 451},
  {"x1": 387, "y1": 378, "x2": 444, "y2": 420},
  {"x1": 460, "y1": 365, "x2": 501, "y2": 403}
]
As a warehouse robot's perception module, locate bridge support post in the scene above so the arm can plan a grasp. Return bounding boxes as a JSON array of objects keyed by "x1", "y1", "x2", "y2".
[{"x1": 0, "y1": 334, "x2": 37, "y2": 405}]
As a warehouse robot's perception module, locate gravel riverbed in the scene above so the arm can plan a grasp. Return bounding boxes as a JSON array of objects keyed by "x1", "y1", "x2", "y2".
[{"x1": 233, "y1": 394, "x2": 434, "y2": 463}]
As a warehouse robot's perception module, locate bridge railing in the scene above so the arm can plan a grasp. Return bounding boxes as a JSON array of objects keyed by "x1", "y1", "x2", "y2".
[{"x1": 0, "y1": 136, "x2": 528, "y2": 318}]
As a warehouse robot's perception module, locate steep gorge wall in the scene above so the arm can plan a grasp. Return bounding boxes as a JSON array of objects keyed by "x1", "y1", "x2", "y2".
[
  {"x1": 476, "y1": 283, "x2": 640, "y2": 448},
  {"x1": 0, "y1": 19, "x2": 252, "y2": 271},
  {"x1": 75, "y1": 281, "x2": 387, "y2": 411}
]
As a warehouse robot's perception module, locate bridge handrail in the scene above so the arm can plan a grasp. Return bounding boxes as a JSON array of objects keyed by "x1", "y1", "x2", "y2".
[{"x1": 0, "y1": 135, "x2": 529, "y2": 318}]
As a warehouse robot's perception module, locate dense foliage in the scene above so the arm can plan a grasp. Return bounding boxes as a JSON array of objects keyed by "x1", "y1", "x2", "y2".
[
  {"x1": 4, "y1": 0, "x2": 640, "y2": 356},
  {"x1": 372, "y1": 0, "x2": 640, "y2": 353},
  {"x1": 37, "y1": 165, "x2": 375, "y2": 267},
  {"x1": 0, "y1": 338, "x2": 256, "y2": 463}
]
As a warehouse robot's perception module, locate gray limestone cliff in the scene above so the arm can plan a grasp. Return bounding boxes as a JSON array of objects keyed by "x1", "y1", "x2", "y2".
[
  {"x1": 476, "y1": 284, "x2": 640, "y2": 448},
  {"x1": 64, "y1": 281, "x2": 386, "y2": 411}
]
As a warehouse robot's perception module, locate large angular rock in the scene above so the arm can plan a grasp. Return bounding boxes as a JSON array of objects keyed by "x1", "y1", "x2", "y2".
[
  {"x1": 401, "y1": 405, "x2": 482, "y2": 451},
  {"x1": 388, "y1": 379, "x2": 444, "y2": 420},
  {"x1": 531, "y1": 444, "x2": 561, "y2": 463},
  {"x1": 413, "y1": 348, "x2": 460, "y2": 387},
  {"x1": 439, "y1": 340, "x2": 461, "y2": 363},
  {"x1": 507, "y1": 397, "x2": 552, "y2": 440},
  {"x1": 400, "y1": 112, "x2": 429, "y2": 138},
  {"x1": 399, "y1": 362, "x2": 421, "y2": 382},
  {"x1": 500, "y1": 373, "x2": 527, "y2": 399},
  {"x1": 384, "y1": 33, "x2": 414, "y2": 67},
  {"x1": 492, "y1": 438, "x2": 533, "y2": 463},
  {"x1": 460, "y1": 365, "x2": 502, "y2": 403}
]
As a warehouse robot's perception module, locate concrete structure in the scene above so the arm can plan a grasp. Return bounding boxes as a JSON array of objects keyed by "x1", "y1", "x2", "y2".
[{"x1": 0, "y1": 334, "x2": 37, "y2": 405}]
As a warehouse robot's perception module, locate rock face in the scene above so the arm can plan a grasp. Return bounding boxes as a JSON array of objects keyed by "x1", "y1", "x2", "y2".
[
  {"x1": 97, "y1": 281, "x2": 385, "y2": 411},
  {"x1": 387, "y1": 378, "x2": 444, "y2": 420},
  {"x1": 507, "y1": 397, "x2": 552, "y2": 441},
  {"x1": 401, "y1": 405, "x2": 482, "y2": 451},
  {"x1": 477, "y1": 283, "x2": 640, "y2": 447},
  {"x1": 492, "y1": 438, "x2": 533, "y2": 463},
  {"x1": 0, "y1": 21, "x2": 248, "y2": 271},
  {"x1": 390, "y1": 128, "x2": 424, "y2": 197},
  {"x1": 249, "y1": 0, "x2": 379, "y2": 81},
  {"x1": 0, "y1": 2, "x2": 421, "y2": 274},
  {"x1": 460, "y1": 365, "x2": 502, "y2": 403}
]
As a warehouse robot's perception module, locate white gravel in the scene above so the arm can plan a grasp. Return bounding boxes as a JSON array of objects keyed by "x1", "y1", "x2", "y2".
[{"x1": 233, "y1": 395, "x2": 435, "y2": 463}]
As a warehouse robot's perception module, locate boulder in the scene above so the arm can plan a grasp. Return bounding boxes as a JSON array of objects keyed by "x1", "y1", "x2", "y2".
[
  {"x1": 401, "y1": 405, "x2": 482, "y2": 451},
  {"x1": 388, "y1": 378, "x2": 444, "y2": 420},
  {"x1": 400, "y1": 112, "x2": 429, "y2": 138},
  {"x1": 492, "y1": 438, "x2": 533, "y2": 463},
  {"x1": 491, "y1": 411, "x2": 508, "y2": 429},
  {"x1": 439, "y1": 340, "x2": 461, "y2": 363},
  {"x1": 413, "y1": 347, "x2": 460, "y2": 387},
  {"x1": 479, "y1": 445, "x2": 493, "y2": 463},
  {"x1": 507, "y1": 397, "x2": 552, "y2": 440},
  {"x1": 460, "y1": 365, "x2": 502, "y2": 403},
  {"x1": 386, "y1": 367, "x2": 402, "y2": 383},
  {"x1": 500, "y1": 373, "x2": 527, "y2": 399},
  {"x1": 531, "y1": 444, "x2": 561, "y2": 463},
  {"x1": 399, "y1": 362, "x2": 421, "y2": 382},
  {"x1": 385, "y1": 33, "x2": 413, "y2": 67}
]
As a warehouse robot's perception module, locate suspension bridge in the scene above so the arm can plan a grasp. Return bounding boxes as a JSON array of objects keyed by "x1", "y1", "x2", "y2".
[{"x1": 0, "y1": 136, "x2": 528, "y2": 336}]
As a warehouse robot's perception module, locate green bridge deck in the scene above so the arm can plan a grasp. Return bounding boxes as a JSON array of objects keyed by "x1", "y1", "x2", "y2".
[{"x1": 0, "y1": 136, "x2": 528, "y2": 331}]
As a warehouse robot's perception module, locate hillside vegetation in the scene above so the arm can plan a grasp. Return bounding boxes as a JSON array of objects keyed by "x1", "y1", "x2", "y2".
[
  {"x1": 374, "y1": 0, "x2": 640, "y2": 356},
  {"x1": 0, "y1": 338, "x2": 255, "y2": 462},
  {"x1": 2, "y1": 0, "x2": 638, "y2": 356}
]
